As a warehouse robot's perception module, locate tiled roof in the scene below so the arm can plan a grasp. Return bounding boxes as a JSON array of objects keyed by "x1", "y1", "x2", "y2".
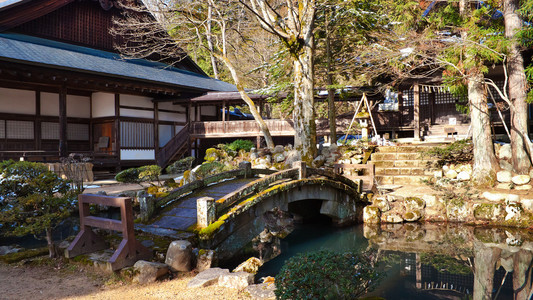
[{"x1": 0, "y1": 33, "x2": 237, "y2": 92}]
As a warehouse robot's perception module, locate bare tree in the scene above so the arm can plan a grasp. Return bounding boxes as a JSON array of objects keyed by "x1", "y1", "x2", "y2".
[
  {"x1": 241, "y1": 0, "x2": 317, "y2": 162},
  {"x1": 112, "y1": 0, "x2": 275, "y2": 148}
]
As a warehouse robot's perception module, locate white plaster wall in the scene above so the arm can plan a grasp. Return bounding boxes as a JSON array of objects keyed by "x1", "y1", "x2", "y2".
[
  {"x1": 41, "y1": 92, "x2": 59, "y2": 116},
  {"x1": 201, "y1": 105, "x2": 217, "y2": 116},
  {"x1": 159, "y1": 124, "x2": 173, "y2": 147},
  {"x1": 92, "y1": 92, "x2": 115, "y2": 117},
  {"x1": 158, "y1": 102, "x2": 185, "y2": 111},
  {"x1": 120, "y1": 108, "x2": 154, "y2": 119},
  {"x1": 159, "y1": 112, "x2": 186, "y2": 122},
  {"x1": 120, "y1": 94, "x2": 153, "y2": 108},
  {"x1": 0, "y1": 88, "x2": 35, "y2": 115},
  {"x1": 67, "y1": 95, "x2": 90, "y2": 118},
  {"x1": 120, "y1": 149, "x2": 155, "y2": 160}
]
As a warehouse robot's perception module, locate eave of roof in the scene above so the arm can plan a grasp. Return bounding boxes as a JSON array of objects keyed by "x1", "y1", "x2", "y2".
[{"x1": 0, "y1": 33, "x2": 237, "y2": 92}]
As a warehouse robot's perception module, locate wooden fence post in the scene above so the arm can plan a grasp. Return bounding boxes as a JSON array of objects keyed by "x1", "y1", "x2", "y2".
[{"x1": 294, "y1": 161, "x2": 307, "y2": 179}]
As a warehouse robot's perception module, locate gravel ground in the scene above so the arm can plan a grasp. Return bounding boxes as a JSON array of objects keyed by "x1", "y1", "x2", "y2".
[{"x1": 0, "y1": 263, "x2": 251, "y2": 300}]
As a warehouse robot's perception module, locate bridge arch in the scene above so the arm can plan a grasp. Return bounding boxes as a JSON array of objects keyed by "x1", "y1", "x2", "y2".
[{"x1": 199, "y1": 177, "x2": 366, "y2": 261}]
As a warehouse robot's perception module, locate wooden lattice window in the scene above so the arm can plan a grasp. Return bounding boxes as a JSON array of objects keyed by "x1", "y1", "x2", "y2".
[
  {"x1": 6, "y1": 120, "x2": 33, "y2": 139},
  {"x1": 68, "y1": 123, "x2": 89, "y2": 141},
  {"x1": 42, "y1": 122, "x2": 59, "y2": 140},
  {"x1": 0, "y1": 120, "x2": 5, "y2": 139}
]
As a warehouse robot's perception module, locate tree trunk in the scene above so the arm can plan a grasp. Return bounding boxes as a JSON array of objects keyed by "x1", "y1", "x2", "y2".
[
  {"x1": 504, "y1": 0, "x2": 531, "y2": 173},
  {"x1": 473, "y1": 242, "x2": 501, "y2": 300},
  {"x1": 469, "y1": 73, "x2": 498, "y2": 185},
  {"x1": 292, "y1": 42, "x2": 317, "y2": 162},
  {"x1": 217, "y1": 54, "x2": 275, "y2": 148},
  {"x1": 46, "y1": 227, "x2": 57, "y2": 258},
  {"x1": 325, "y1": 13, "x2": 336, "y2": 144}
]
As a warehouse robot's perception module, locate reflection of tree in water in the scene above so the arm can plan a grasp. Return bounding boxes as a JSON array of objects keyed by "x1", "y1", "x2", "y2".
[{"x1": 366, "y1": 223, "x2": 533, "y2": 299}]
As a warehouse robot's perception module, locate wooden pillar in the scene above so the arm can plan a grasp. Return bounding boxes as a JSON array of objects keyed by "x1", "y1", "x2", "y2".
[
  {"x1": 222, "y1": 100, "x2": 226, "y2": 132},
  {"x1": 256, "y1": 136, "x2": 261, "y2": 149},
  {"x1": 186, "y1": 103, "x2": 191, "y2": 156},
  {"x1": 35, "y1": 91, "x2": 41, "y2": 150},
  {"x1": 154, "y1": 102, "x2": 159, "y2": 153},
  {"x1": 114, "y1": 94, "x2": 121, "y2": 164},
  {"x1": 397, "y1": 90, "x2": 403, "y2": 129},
  {"x1": 59, "y1": 86, "x2": 68, "y2": 157},
  {"x1": 429, "y1": 90, "x2": 435, "y2": 125},
  {"x1": 413, "y1": 83, "x2": 421, "y2": 141}
]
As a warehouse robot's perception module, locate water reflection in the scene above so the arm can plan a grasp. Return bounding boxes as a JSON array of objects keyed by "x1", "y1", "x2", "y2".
[
  {"x1": 257, "y1": 222, "x2": 533, "y2": 300},
  {"x1": 364, "y1": 223, "x2": 533, "y2": 300}
]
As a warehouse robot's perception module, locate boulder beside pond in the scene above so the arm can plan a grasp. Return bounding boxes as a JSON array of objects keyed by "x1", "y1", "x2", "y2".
[{"x1": 165, "y1": 240, "x2": 193, "y2": 272}]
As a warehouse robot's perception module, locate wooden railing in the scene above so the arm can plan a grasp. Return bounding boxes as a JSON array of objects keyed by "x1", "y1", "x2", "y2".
[
  {"x1": 156, "y1": 123, "x2": 190, "y2": 167},
  {"x1": 66, "y1": 194, "x2": 152, "y2": 271},
  {"x1": 190, "y1": 119, "x2": 352, "y2": 138}
]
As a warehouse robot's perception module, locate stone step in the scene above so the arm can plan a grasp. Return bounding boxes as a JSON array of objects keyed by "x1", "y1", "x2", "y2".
[
  {"x1": 373, "y1": 160, "x2": 435, "y2": 168},
  {"x1": 375, "y1": 175, "x2": 432, "y2": 185},
  {"x1": 375, "y1": 167, "x2": 433, "y2": 176},
  {"x1": 371, "y1": 152, "x2": 424, "y2": 161},
  {"x1": 374, "y1": 145, "x2": 437, "y2": 153}
]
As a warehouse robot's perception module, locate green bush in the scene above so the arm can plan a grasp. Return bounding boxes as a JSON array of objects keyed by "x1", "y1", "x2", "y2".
[
  {"x1": 275, "y1": 250, "x2": 381, "y2": 300},
  {"x1": 195, "y1": 161, "x2": 235, "y2": 179},
  {"x1": 0, "y1": 161, "x2": 77, "y2": 258},
  {"x1": 166, "y1": 156, "x2": 195, "y2": 174},
  {"x1": 228, "y1": 139, "x2": 255, "y2": 152},
  {"x1": 115, "y1": 167, "x2": 141, "y2": 184},
  {"x1": 138, "y1": 165, "x2": 161, "y2": 183},
  {"x1": 422, "y1": 139, "x2": 473, "y2": 167}
]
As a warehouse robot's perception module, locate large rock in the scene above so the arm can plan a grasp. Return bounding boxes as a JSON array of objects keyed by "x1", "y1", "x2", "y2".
[
  {"x1": 473, "y1": 203, "x2": 503, "y2": 222},
  {"x1": 499, "y1": 144, "x2": 512, "y2": 160},
  {"x1": 445, "y1": 169, "x2": 458, "y2": 179},
  {"x1": 373, "y1": 197, "x2": 390, "y2": 212},
  {"x1": 497, "y1": 171, "x2": 512, "y2": 183},
  {"x1": 405, "y1": 197, "x2": 425, "y2": 210},
  {"x1": 422, "y1": 195, "x2": 439, "y2": 208},
  {"x1": 245, "y1": 282, "x2": 276, "y2": 300},
  {"x1": 273, "y1": 145, "x2": 284, "y2": 154},
  {"x1": 133, "y1": 260, "x2": 169, "y2": 285},
  {"x1": 196, "y1": 249, "x2": 216, "y2": 272},
  {"x1": 515, "y1": 185, "x2": 532, "y2": 191},
  {"x1": 363, "y1": 206, "x2": 381, "y2": 224},
  {"x1": 505, "y1": 204, "x2": 522, "y2": 221},
  {"x1": 457, "y1": 171, "x2": 471, "y2": 181},
  {"x1": 233, "y1": 257, "x2": 263, "y2": 274},
  {"x1": 403, "y1": 209, "x2": 422, "y2": 222},
  {"x1": 521, "y1": 199, "x2": 533, "y2": 213},
  {"x1": 218, "y1": 271, "x2": 254, "y2": 290},
  {"x1": 188, "y1": 268, "x2": 230, "y2": 288},
  {"x1": 483, "y1": 192, "x2": 507, "y2": 202},
  {"x1": 500, "y1": 160, "x2": 513, "y2": 172},
  {"x1": 512, "y1": 175, "x2": 531, "y2": 186},
  {"x1": 382, "y1": 213, "x2": 403, "y2": 223},
  {"x1": 165, "y1": 240, "x2": 193, "y2": 272},
  {"x1": 273, "y1": 153, "x2": 285, "y2": 163}
]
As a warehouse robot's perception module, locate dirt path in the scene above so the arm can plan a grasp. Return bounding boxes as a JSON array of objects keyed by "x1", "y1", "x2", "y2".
[{"x1": 0, "y1": 263, "x2": 251, "y2": 300}]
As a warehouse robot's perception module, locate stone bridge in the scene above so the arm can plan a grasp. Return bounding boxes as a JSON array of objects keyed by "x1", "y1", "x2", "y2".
[{"x1": 138, "y1": 162, "x2": 371, "y2": 260}]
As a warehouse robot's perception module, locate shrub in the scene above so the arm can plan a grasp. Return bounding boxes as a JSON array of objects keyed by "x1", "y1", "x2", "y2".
[
  {"x1": 138, "y1": 165, "x2": 162, "y2": 184},
  {"x1": 0, "y1": 161, "x2": 78, "y2": 258},
  {"x1": 275, "y1": 250, "x2": 381, "y2": 300},
  {"x1": 422, "y1": 139, "x2": 473, "y2": 167},
  {"x1": 195, "y1": 161, "x2": 235, "y2": 179},
  {"x1": 166, "y1": 156, "x2": 195, "y2": 174},
  {"x1": 228, "y1": 139, "x2": 255, "y2": 152},
  {"x1": 115, "y1": 167, "x2": 141, "y2": 184}
]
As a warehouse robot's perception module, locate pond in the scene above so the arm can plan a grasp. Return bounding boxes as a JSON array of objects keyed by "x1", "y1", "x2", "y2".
[{"x1": 255, "y1": 221, "x2": 533, "y2": 299}]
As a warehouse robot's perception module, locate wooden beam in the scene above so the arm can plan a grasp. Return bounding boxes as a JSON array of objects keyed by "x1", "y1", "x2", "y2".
[
  {"x1": 35, "y1": 90, "x2": 41, "y2": 150},
  {"x1": 154, "y1": 102, "x2": 159, "y2": 154},
  {"x1": 59, "y1": 85, "x2": 68, "y2": 157},
  {"x1": 114, "y1": 94, "x2": 121, "y2": 167}
]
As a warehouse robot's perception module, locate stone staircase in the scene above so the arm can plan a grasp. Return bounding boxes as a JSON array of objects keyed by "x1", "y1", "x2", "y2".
[
  {"x1": 423, "y1": 124, "x2": 470, "y2": 142},
  {"x1": 371, "y1": 145, "x2": 439, "y2": 185}
]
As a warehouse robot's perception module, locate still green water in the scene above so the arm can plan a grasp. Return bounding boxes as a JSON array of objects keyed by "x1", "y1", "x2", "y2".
[{"x1": 256, "y1": 221, "x2": 533, "y2": 299}]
